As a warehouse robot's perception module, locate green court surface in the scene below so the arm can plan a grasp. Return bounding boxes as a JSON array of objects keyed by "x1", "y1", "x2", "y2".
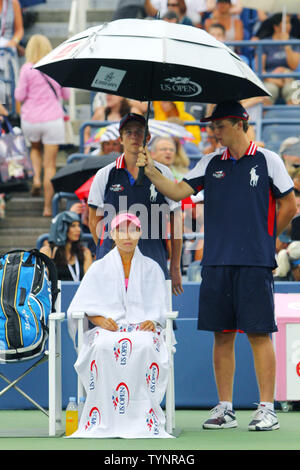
[{"x1": 0, "y1": 409, "x2": 299, "y2": 451}]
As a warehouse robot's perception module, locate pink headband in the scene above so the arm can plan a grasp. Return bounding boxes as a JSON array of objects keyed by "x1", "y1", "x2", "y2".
[{"x1": 111, "y1": 213, "x2": 141, "y2": 230}]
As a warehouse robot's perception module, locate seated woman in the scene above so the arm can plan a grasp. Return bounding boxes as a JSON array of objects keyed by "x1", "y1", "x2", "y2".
[
  {"x1": 67, "y1": 212, "x2": 174, "y2": 439},
  {"x1": 260, "y1": 13, "x2": 300, "y2": 105},
  {"x1": 40, "y1": 210, "x2": 93, "y2": 281}
]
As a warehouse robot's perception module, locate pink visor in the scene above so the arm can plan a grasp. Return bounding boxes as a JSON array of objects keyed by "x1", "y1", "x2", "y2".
[{"x1": 111, "y1": 213, "x2": 141, "y2": 230}]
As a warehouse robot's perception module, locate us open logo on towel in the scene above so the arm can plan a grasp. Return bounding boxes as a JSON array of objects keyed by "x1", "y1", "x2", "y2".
[
  {"x1": 160, "y1": 76, "x2": 202, "y2": 98},
  {"x1": 153, "y1": 332, "x2": 161, "y2": 352},
  {"x1": 146, "y1": 362, "x2": 160, "y2": 393},
  {"x1": 146, "y1": 408, "x2": 159, "y2": 435},
  {"x1": 112, "y1": 382, "x2": 130, "y2": 414},
  {"x1": 92, "y1": 66, "x2": 127, "y2": 91},
  {"x1": 113, "y1": 337, "x2": 133, "y2": 365},
  {"x1": 89, "y1": 359, "x2": 98, "y2": 391},
  {"x1": 85, "y1": 407, "x2": 101, "y2": 431}
]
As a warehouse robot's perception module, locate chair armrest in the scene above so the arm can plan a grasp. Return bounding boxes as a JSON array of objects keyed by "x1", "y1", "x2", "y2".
[
  {"x1": 166, "y1": 311, "x2": 178, "y2": 320},
  {"x1": 49, "y1": 312, "x2": 65, "y2": 321},
  {"x1": 71, "y1": 311, "x2": 85, "y2": 320}
]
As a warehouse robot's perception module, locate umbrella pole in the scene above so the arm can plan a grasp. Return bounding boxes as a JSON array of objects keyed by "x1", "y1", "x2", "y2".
[{"x1": 136, "y1": 101, "x2": 151, "y2": 186}]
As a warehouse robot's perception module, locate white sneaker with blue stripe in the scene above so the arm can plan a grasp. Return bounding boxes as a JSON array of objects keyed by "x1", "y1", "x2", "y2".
[
  {"x1": 202, "y1": 404, "x2": 238, "y2": 429},
  {"x1": 248, "y1": 405, "x2": 280, "y2": 431}
]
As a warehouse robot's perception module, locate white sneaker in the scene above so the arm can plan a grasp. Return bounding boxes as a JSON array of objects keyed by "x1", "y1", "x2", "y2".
[
  {"x1": 248, "y1": 405, "x2": 280, "y2": 431},
  {"x1": 203, "y1": 404, "x2": 238, "y2": 429}
]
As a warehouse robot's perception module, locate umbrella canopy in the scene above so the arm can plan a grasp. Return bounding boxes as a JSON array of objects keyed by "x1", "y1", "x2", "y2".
[
  {"x1": 241, "y1": 0, "x2": 300, "y2": 14},
  {"x1": 86, "y1": 119, "x2": 195, "y2": 148},
  {"x1": 74, "y1": 175, "x2": 95, "y2": 200},
  {"x1": 51, "y1": 153, "x2": 118, "y2": 193},
  {"x1": 35, "y1": 18, "x2": 270, "y2": 103}
]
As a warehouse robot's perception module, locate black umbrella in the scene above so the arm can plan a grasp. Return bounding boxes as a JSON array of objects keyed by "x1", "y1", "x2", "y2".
[
  {"x1": 36, "y1": 19, "x2": 270, "y2": 184},
  {"x1": 51, "y1": 153, "x2": 118, "y2": 193}
]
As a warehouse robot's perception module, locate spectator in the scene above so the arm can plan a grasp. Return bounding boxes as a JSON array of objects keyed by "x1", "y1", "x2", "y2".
[
  {"x1": 151, "y1": 135, "x2": 188, "y2": 181},
  {"x1": 69, "y1": 201, "x2": 97, "y2": 259},
  {"x1": 14, "y1": 34, "x2": 70, "y2": 217},
  {"x1": 127, "y1": 100, "x2": 148, "y2": 116},
  {"x1": 275, "y1": 230, "x2": 291, "y2": 256},
  {"x1": 162, "y1": 10, "x2": 179, "y2": 23},
  {"x1": 84, "y1": 94, "x2": 131, "y2": 153},
  {"x1": 0, "y1": 192, "x2": 5, "y2": 218},
  {"x1": 206, "y1": 0, "x2": 242, "y2": 15},
  {"x1": 40, "y1": 210, "x2": 93, "y2": 281},
  {"x1": 274, "y1": 241, "x2": 300, "y2": 281},
  {"x1": 291, "y1": 166, "x2": 300, "y2": 194},
  {"x1": 207, "y1": 22, "x2": 249, "y2": 64},
  {"x1": 0, "y1": 0, "x2": 23, "y2": 50},
  {"x1": 145, "y1": 0, "x2": 205, "y2": 25},
  {"x1": 260, "y1": 13, "x2": 300, "y2": 105},
  {"x1": 0, "y1": 0, "x2": 24, "y2": 107},
  {"x1": 165, "y1": 0, "x2": 193, "y2": 26},
  {"x1": 204, "y1": 0, "x2": 244, "y2": 41},
  {"x1": 203, "y1": 124, "x2": 224, "y2": 154},
  {"x1": 153, "y1": 101, "x2": 201, "y2": 145},
  {"x1": 113, "y1": 0, "x2": 147, "y2": 19},
  {"x1": 279, "y1": 136, "x2": 300, "y2": 174}
]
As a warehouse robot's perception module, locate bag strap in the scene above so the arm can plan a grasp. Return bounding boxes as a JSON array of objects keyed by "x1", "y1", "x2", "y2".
[
  {"x1": 39, "y1": 71, "x2": 59, "y2": 99},
  {"x1": 39, "y1": 72, "x2": 67, "y2": 115},
  {"x1": 25, "y1": 249, "x2": 60, "y2": 312}
]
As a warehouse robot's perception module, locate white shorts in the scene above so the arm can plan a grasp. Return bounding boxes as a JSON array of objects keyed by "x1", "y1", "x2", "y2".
[{"x1": 21, "y1": 118, "x2": 65, "y2": 145}]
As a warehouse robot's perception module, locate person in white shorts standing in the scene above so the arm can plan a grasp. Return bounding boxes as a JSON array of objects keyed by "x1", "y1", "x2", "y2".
[{"x1": 14, "y1": 34, "x2": 70, "y2": 217}]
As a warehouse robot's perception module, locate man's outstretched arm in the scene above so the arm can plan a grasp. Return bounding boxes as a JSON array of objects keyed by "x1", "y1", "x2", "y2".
[{"x1": 137, "y1": 146, "x2": 194, "y2": 202}]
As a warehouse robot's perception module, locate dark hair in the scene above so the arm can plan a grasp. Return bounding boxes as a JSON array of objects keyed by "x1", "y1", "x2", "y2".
[
  {"x1": 269, "y1": 13, "x2": 283, "y2": 28},
  {"x1": 209, "y1": 22, "x2": 226, "y2": 34},
  {"x1": 106, "y1": 98, "x2": 131, "y2": 119},
  {"x1": 52, "y1": 241, "x2": 85, "y2": 267},
  {"x1": 227, "y1": 117, "x2": 249, "y2": 133},
  {"x1": 163, "y1": 11, "x2": 179, "y2": 21}
]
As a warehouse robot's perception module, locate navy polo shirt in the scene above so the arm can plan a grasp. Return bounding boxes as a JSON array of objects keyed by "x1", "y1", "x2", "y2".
[
  {"x1": 183, "y1": 142, "x2": 294, "y2": 268},
  {"x1": 88, "y1": 154, "x2": 180, "y2": 278}
]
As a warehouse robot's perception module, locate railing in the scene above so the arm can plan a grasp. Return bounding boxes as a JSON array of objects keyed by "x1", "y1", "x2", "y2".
[{"x1": 225, "y1": 39, "x2": 300, "y2": 80}]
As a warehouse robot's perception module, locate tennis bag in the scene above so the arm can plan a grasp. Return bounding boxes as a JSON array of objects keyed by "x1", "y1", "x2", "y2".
[{"x1": 0, "y1": 249, "x2": 59, "y2": 362}]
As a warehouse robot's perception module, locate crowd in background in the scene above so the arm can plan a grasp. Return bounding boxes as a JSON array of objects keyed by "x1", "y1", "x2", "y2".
[{"x1": 0, "y1": 0, "x2": 300, "y2": 281}]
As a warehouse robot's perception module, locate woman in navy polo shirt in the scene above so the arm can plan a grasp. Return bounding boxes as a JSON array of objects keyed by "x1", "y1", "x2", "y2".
[{"x1": 137, "y1": 100, "x2": 297, "y2": 432}]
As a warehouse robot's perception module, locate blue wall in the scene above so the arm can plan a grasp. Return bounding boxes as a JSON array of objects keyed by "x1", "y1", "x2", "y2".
[{"x1": 0, "y1": 282, "x2": 298, "y2": 410}]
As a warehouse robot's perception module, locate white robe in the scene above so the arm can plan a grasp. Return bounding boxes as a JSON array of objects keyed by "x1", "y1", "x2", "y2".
[{"x1": 67, "y1": 247, "x2": 174, "y2": 439}]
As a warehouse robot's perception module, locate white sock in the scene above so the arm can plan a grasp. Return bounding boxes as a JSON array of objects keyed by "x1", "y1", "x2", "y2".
[
  {"x1": 259, "y1": 401, "x2": 274, "y2": 411},
  {"x1": 219, "y1": 401, "x2": 233, "y2": 411}
]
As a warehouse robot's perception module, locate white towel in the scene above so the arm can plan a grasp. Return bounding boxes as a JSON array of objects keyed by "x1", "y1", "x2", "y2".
[{"x1": 67, "y1": 246, "x2": 169, "y2": 347}]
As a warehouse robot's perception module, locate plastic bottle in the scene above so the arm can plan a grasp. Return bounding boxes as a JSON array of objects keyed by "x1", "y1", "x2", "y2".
[
  {"x1": 65, "y1": 397, "x2": 78, "y2": 436},
  {"x1": 78, "y1": 396, "x2": 86, "y2": 421}
]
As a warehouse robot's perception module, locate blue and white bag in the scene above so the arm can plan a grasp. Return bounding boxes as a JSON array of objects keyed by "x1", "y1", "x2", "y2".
[{"x1": 0, "y1": 249, "x2": 59, "y2": 362}]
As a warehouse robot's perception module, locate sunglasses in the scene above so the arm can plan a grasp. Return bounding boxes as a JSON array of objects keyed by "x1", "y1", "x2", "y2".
[{"x1": 167, "y1": 2, "x2": 179, "y2": 5}]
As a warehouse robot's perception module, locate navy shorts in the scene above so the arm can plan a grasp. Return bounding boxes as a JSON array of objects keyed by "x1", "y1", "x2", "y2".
[{"x1": 198, "y1": 266, "x2": 278, "y2": 334}]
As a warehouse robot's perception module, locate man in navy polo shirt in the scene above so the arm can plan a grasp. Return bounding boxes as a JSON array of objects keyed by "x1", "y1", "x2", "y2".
[
  {"x1": 137, "y1": 100, "x2": 297, "y2": 431},
  {"x1": 88, "y1": 112, "x2": 183, "y2": 295}
]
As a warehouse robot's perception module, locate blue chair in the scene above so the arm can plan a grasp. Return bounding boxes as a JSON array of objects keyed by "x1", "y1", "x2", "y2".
[{"x1": 262, "y1": 125, "x2": 300, "y2": 152}]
